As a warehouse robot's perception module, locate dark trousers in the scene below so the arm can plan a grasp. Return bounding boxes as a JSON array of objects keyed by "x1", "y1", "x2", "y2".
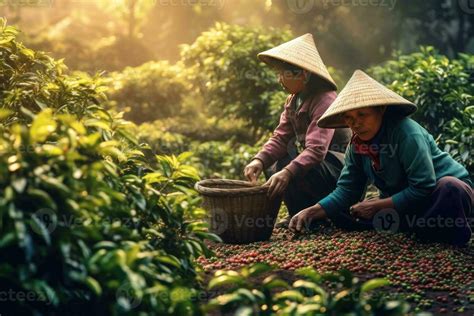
[
  {"x1": 402, "y1": 176, "x2": 473, "y2": 245},
  {"x1": 331, "y1": 176, "x2": 473, "y2": 245},
  {"x1": 264, "y1": 151, "x2": 345, "y2": 217}
]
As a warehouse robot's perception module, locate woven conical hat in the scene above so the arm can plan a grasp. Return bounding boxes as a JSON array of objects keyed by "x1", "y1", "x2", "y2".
[
  {"x1": 317, "y1": 70, "x2": 417, "y2": 128},
  {"x1": 258, "y1": 33, "x2": 337, "y2": 90}
]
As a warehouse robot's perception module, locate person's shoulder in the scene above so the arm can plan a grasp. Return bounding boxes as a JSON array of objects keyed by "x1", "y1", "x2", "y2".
[
  {"x1": 310, "y1": 89, "x2": 337, "y2": 111},
  {"x1": 387, "y1": 117, "x2": 430, "y2": 143},
  {"x1": 320, "y1": 89, "x2": 337, "y2": 103},
  {"x1": 389, "y1": 117, "x2": 424, "y2": 134}
]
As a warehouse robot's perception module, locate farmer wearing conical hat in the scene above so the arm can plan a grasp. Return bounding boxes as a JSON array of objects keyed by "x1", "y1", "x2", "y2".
[
  {"x1": 244, "y1": 34, "x2": 351, "y2": 227},
  {"x1": 289, "y1": 70, "x2": 473, "y2": 245}
]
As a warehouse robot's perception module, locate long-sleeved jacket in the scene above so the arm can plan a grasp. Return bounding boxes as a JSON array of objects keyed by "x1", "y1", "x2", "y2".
[
  {"x1": 254, "y1": 90, "x2": 351, "y2": 177},
  {"x1": 319, "y1": 117, "x2": 472, "y2": 223}
]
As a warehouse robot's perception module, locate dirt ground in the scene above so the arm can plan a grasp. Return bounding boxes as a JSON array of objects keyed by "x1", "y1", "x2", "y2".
[{"x1": 198, "y1": 225, "x2": 474, "y2": 315}]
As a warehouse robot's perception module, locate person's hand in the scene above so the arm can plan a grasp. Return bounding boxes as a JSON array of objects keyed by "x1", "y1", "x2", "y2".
[
  {"x1": 264, "y1": 168, "x2": 292, "y2": 200},
  {"x1": 244, "y1": 159, "x2": 263, "y2": 183},
  {"x1": 349, "y1": 199, "x2": 381, "y2": 220},
  {"x1": 289, "y1": 205, "x2": 319, "y2": 233}
]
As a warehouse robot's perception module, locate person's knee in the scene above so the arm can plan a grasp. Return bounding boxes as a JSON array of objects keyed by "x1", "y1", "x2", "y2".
[
  {"x1": 437, "y1": 176, "x2": 458, "y2": 187},
  {"x1": 436, "y1": 177, "x2": 467, "y2": 197}
]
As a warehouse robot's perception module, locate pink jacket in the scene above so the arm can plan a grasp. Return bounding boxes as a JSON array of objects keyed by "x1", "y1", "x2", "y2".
[{"x1": 253, "y1": 90, "x2": 339, "y2": 177}]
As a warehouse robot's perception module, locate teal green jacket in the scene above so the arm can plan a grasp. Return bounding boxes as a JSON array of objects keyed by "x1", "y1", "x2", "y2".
[{"x1": 318, "y1": 117, "x2": 472, "y2": 219}]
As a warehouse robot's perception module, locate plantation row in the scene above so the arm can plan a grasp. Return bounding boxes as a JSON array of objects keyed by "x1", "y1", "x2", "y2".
[
  {"x1": 105, "y1": 23, "x2": 473, "y2": 180},
  {"x1": 0, "y1": 19, "x2": 472, "y2": 315},
  {"x1": 0, "y1": 19, "x2": 412, "y2": 316}
]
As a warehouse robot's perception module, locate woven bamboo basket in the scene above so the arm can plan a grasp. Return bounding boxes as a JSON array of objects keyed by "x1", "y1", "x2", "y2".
[{"x1": 195, "y1": 179, "x2": 282, "y2": 244}]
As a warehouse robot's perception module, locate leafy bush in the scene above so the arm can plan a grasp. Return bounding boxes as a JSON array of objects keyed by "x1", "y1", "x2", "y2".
[
  {"x1": 135, "y1": 123, "x2": 264, "y2": 180},
  {"x1": 180, "y1": 22, "x2": 293, "y2": 135},
  {"x1": 0, "y1": 22, "x2": 107, "y2": 124},
  {"x1": 205, "y1": 263, "x2": 412, "y2": 315},
  {"x1": 369, "y1": 47, "x2": 473, "y2": 136},
  {"x1": 192, "y1": 140, "x2": 261, "y2": 180},
  {"x1": 107, "y1": 61, "x2": 188, "y2": 124},
  {"x1": 139, "y1": 127, "x2": 191, "y2": 156},
  {"x1": 0, "y1": 19, "x2": 219, "y2": 315},
  {"x1": 441, "y1": 105, "x2": 474, "y2": 176},
  {"x1": 369, "y1": 46, "x2": 473, "y2": 174},
  {"x1": 136, "y1": 116, "x2": 254, "y2": 144},
  {"x1": 135, "y1": 118, "x2": 264, "y2": 180}
]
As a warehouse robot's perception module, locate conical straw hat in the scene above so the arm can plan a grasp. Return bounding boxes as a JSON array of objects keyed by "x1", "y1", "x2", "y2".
[
  {"x1": 317, "y1": 70, "x2": 417, "y2": 128},
  {"x1": 258, "y1": 33, "x2": 337, "y2": 90}
]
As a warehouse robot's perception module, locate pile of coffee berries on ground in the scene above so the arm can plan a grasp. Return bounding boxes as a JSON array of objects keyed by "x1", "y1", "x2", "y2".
[{"x1": 198, "y1": 227, "x2": 474, "y2": 314}]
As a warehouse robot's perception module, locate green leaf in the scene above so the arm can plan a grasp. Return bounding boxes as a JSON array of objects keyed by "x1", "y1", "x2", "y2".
[
  {"x1": 20, "y1": 106, "x2": 35, "y2": 119},
  {"x1": 208, "y1": 274, "x2": 243, "y2": 290},
  {"x1": 193, "y1": 231, "x2": 222, "y2": 243},
  {"x1": 84, "y1": 118, "x2": 112, "y2": 131},
  {"x1": 31, "y1": 281, "x2": 59, "y2": 306},
  {"x1": 85, "y1": 276, "x2": 102, "y2": 296},
  {"x1": 214, "y1": 270, "x2": 240, "y2": 278},
  {"x1": 234, "y1": 288, "x2": 257, "y2": 303},
  {"x1": 39, "y1": 176, "x2": 70, "y2": 195},
  {"x1": 274, "y1": 290, "x2": 304, "y2": 303},
  {"x1": 207, "y1": 293, "x2": 241, "y2": 308},
  {"x1": 383, "y1": 301, "x2": 411, "y2": 314},
  {"x1": 0, "y1": 232, "x2": 16, "y2": 248},
  {"x1": 235, "y1": 306, "x2": 253, "y2": 316},
  {"x1": 27, "y1": 188, "x2": 57, "y2": 210},
  {"x1": 361, "y1": 278, "x2": 390, "y2": 293},
  {"x1": 93, "y1": 241, "x2": 117, "y2": 250},
  {"x1": 30, "y1": 214, "x2": 52, "y2": 245},
  {"x1": 99, "y1": 143, "x2": 126, "y2": 161},
  {"x1": 296, "y1": 267, "x2": 321, "y2": 283},
  {"x1": 296, "y1": 304, "x2": 323, "y2": 314},
  {"x1": 263, "y1": 275, "x2": 289, "y2": 290},
  {"x1": 40, "y1": 144, "x2": 63, "y2": 156},
  {"x1": 11, "y1": 178, "x2": 27, "y2": 193},
  {"x1": 156, "y1": 255, "x2": 181, "y2": 268},
  {"x1": 143, "y1": 172, "x2": 168, "y2": 184},
  {"x1": 20, "y1": 47, "x2": 35, "y2": 58},
  {"x1": 78, "y1": 133, "x2": 101, "y2": 147},
  {"x1": 248, "y1": 263, "x2": 272, "y2": 277},
  {"x1": 88, "y1": 249, "x2": 107, "y2": 269},
  {"x1": 117, "y1": 128, "x2": 139, "y2": 145},
  {"x1": 30, "y1": 109, "x2": 57, "y2": 143},
  {"x1": 34, "y1": 99, "x2": 47, "y2": 110},
  {"x1": 292, "y1": 280, "x2": 326, "y2": 296},
  {"x1": 0, "y1": 108, "x2": 12, "y2": 120},
  {"x1": 177, "y1": 151, "x2": 194, "y2": 162}
]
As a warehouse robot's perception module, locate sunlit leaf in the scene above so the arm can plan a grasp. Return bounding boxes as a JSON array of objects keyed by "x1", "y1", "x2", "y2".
[{"x1": 30, "y1": 109, "x2": 57, "y2": 143}]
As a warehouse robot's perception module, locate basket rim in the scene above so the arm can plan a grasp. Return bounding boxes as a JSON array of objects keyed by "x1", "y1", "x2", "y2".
[{"x1": 194, "y1": 179, "x2": 269, "y2": 196}]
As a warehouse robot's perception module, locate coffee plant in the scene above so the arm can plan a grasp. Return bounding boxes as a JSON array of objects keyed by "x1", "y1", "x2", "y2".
[
  {"x1": 369, "y1": 47, "x2": 473, "y2": 175},
  {"x1": 205, "y1": 263, "x2": 412, "y2": 315},
  {"x1": 0, "y1": 19, "x2": 219, "y2": 315}
]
